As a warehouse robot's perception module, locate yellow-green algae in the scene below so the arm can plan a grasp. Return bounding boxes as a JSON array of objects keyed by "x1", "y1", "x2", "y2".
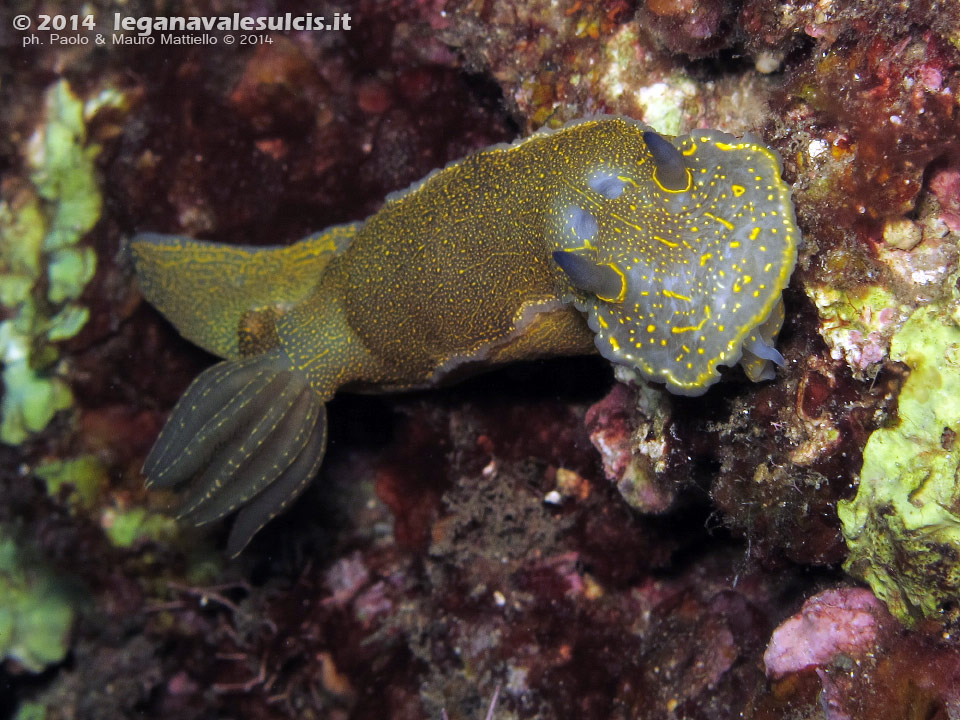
[
  {"x1": 101, "y1": 506, "x2": 178, "y2": 549},
  {"x1": 807, "y1": 282, "x2": 904, "y2": 375},
  {"x1": 0, "y1": 531, "x2": 75, "y2": 672},
  {"x1": 13, "y1": 703, "x2": 46, "y2": 720},
  {"x1": 34, "y1": 455, "x2": 108, "y2": 511},
  {"x1": 839, "y1": 287, "x2": 960, "y2": 624},
  {"x1": 34, "y1": 456, "x2": 177, "y2": 548},
  {"x1": 0, "y1": 80, "x2": 101, "y2": 444}
]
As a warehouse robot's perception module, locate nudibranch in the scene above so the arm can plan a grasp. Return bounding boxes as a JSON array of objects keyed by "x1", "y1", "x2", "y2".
[{"x1": 130, "y1": 116, "x2": 798, "y2": 554}]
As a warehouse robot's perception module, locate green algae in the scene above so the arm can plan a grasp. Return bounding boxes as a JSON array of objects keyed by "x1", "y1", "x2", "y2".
[
  {"x1": 35, "y1": 455, "x2": 178, "y2": 548},
  {"x1": 34, "y1": 455, "x2": 108, "y2": 510},
  {"x1": 29, "y1": 82, "x2": 102, "y2": 255},
  {"x1": 807, "y1": 282, "x2": 903, "y2": 374},
  {"x1": 839, "y1": 295, "x2": 960, "y2": 624},
  {"x1": 0, "y1": 532, "x2": 75, "y2": 672},
  {"x1": 0, "y1": 80, "x2": 102, "y2": 444},
  {"x1": 13, "y1": 703, "x2": 46, "y2": 720},
  {"x1": 811, "y1": 284, "x2": 898, "y2": 327},
  {"x1": 102, "y1": 506, "x2": 178, "y2": 549}
]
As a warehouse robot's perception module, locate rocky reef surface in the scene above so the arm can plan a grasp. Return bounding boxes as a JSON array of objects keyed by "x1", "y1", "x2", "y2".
[{"x1": 1, "y1": 0, "x2": 960, "y2": 718}]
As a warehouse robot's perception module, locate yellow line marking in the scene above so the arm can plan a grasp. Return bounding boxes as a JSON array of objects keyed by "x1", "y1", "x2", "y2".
[
  {"x1": 703, "y1": 212, "x2": 734, "y2": 230},
  {"x1": 597, "y1": 263, "x2": 627, "y2": 303},
  {"x1": 652, "y1": 168, "x2": 693, "y2": 193},
  {"x1": 671, "y1": 314, "x2": 709, "y2": 333}
]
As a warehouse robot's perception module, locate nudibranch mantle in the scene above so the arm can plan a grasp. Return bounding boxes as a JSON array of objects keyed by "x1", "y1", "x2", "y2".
[{"x1": 130, "y1": 115, "x2": 798, "y2": 553}]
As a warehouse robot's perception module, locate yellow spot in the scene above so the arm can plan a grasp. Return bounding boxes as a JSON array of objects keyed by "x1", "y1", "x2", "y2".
[
  {"x1": 732, "y1": 185, "x2": 745, "y2": 197},
  {"x1": 663, "y1": 289, "x2": 692, "y2": 302},
  {"x1": 598, "y1": 315, "x2": 609, "y2": 329},
  {"x1": 609, "y1": 336, "x2": 620, "y2": 351},
  {"x1": 616, "y1": 175, "x2": 639, "y2": 187},
  {"x1": 647, "y1": 324, "x2": 656, "y2": 333},
  {"x1": 749, "y1": 227, "x2": 761, "y2": 241},
  {"x1": 682, "y1": 143, "x2": 698, "y2": 156},
  {"x1": 714, "y1": 141, "x2": 738, "y2": 151},
  {"x1": 730, "y1": 241, "x2": 741, "y2": 248},
  {"x1": 699, "y1": 253, "x2": 713, "y2": 267},
  {"x1": 654, "y1": 235, "x2": 679, "y2": 248}
]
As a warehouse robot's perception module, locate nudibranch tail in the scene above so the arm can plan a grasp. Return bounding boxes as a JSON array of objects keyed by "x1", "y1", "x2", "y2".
[
  {"x1": 142, "y1": 348, "x2": 326, "y2": 555},
  {"x1": 130, "y1": 227, "x2": 356, "y2": 359}
]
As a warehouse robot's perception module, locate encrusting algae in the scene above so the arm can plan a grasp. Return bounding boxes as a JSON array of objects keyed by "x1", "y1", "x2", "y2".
[
  {"x1": 130, "y1": 116, "x2": 799, "y2": 553},
  {"x1": 0, "y1": 80, "x2": 102, "y2": 445},
  {"x1": 840, "y1": 282, "x2": 960, "y2": 625}
]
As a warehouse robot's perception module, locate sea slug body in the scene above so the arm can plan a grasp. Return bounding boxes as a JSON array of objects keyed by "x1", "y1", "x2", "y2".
[{"x1": 130, "y1": 116, "x2": 799, "y2": 553}]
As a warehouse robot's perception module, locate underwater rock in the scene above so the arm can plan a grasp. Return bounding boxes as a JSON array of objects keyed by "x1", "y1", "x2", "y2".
[
  {"x1": 761, "y1": 585, "x2": 960, "y2": 719},
  {"x1": 931, "y1": 166, "x2": 960, "y2": 232},
  {"x1": 638, "y1": 0, "x2": 738, "y2": 58},
  {"x1": 584, "y1": 381, "x2": 676, "y2": 513},
  {"x1": 763, "y1": 587, "x2": 888, "y2": 679},
  {"x1": 5, "y1": 0, "x2": 960, "y2": 717}
]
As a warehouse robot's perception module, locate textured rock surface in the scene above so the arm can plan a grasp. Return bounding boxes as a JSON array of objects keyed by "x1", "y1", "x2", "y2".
[{"x1": 3, "y1": 0, "x2": 960, "y2": 717}]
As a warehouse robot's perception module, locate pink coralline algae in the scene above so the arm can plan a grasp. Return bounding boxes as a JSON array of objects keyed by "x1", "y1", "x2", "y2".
[
  {"x1": 763, "y1": 587, "x2": 888, "y2": 678},
  {"x1": 761, "y1": 586, "x2": 960, "y2": 719},
  {"x1": 584, "y1": 383, "x2": 675, "y2": 514},
  {"x1": 930, "y1": 167, "x2": 960, "y2": 232},
  {"x1": 584, "y1": 384, "x2": 637, "y2": 486}
]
